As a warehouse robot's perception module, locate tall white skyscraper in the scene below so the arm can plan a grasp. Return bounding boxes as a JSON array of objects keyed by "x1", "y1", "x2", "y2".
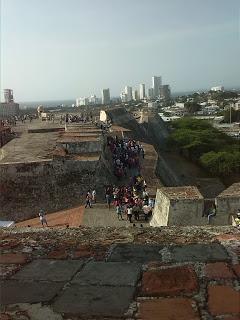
[
  {"x1": 139, "y1": 84, "x2": 146, "y2": 100},
  {"x1": 152, "y1": 76, "x2": 162, "y2": 97},
  {"x1": 102, "y1": 88, "x2": 110, "y2": 105},
  {"x1": 124, "y1": 86, "x2": 133, "y2": 101}
]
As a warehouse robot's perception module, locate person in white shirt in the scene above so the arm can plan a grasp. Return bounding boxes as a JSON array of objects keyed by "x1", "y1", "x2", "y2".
[
  {"x1": 127, "y1": 206, "x2": 133, "y2": 223},
  {"x1": 92, "y1": 189, "x2": 96, "y2": 203},
  {"x1": 39, "y1": 209, "x2": 48, "y2": 227}
]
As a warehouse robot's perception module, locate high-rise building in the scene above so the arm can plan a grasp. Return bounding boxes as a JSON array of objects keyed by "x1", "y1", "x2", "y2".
[
  {"x1": 133, "y1": 90, "x2": 139, "y2": 101},
  {"x1": 152, "y1": 76, "x2": 162, "y2": 97},
  {"x1": 4, "y1": 89, "x2": 14, "y2": 103},
  {"x1": 160, "y1": 85, "x2": 171, "y2": 100},
  {"x1": 0, "y1": 89, "x2": 19, "y2": 119},
  {"x1": 89, "y1": 95, "x2": 98, "y2": 105},
  {"x1": 124, "y1": 86, "x2": 133, "y2": 102},
  {"x1": 76, "y1": 97, "x2": 89, "y2": 106},
  {"x1": 120, "y1": 92, "x2": 128, "y2": 103},
  {"x1": 139, "y1": 84, "x2": 146, "y2": 100},
  {"x1": 102, "y1": 89, "x2": 110, "y2": 105},
  {"x1": 148, "y1": 88, "x2": 154, "y2": 99}
]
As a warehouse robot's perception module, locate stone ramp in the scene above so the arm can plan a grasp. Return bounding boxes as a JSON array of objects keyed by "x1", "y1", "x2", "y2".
[
  {"x1": 16, "y1": 205, "x2": 84, "y2": 228},
  {"x1": 82, "y1": 203, "x2": 128, "y2": 227}
]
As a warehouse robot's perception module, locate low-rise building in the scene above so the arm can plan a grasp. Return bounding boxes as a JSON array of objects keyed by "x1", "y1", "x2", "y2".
[
  {"x1": 216, "y1": 183, "x2": 240, "y2": 224},
  {"x1": 150, "y1": 186, "x2": 205, "y2": 226}
]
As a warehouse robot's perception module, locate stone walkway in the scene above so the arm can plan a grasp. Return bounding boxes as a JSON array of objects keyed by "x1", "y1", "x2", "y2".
[
  {"x1": 0, "y1": 227, "x2": 239, "y2": 319},
  {"x1": 16, "y1": 206, "x2": 84, "y2": 228}
]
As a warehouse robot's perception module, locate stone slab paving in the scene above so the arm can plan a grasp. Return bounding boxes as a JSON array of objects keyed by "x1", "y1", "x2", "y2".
[
  {"x1": 72, "y1": 261, "x2": 141, "y2": 286},
  {"x1": 53, "y1": 285, "x2": 136, "y2": 317},
  {"x1": 137, "y1": 298, "x2": 200, "y2": 320},
  {"x1": 82, "y1": 203, "x2": 129, "y2": 227},
  {"x1": 108, "y1": 243, "x2": 163, "y2": 263},
  {"x1": 12, "y1": 259, "x2": 84, "y2": 282},
  {"x1": 0, "y1": 227, "x2": 240, "y2": 319},
  {"x1": 0, "y1": 280, "x2": 64, "y2": 305},
  {"x1": 169, "y1": 243, "x2": 230, "y2": 262},
  {"x1": 141, "y1": 265, "x2": 198, "y2": 296}
]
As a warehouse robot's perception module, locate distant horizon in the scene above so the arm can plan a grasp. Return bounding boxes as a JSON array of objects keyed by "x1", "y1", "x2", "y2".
[{"x1": 15, "y1": 85, "x2": 240, "y2": 105}]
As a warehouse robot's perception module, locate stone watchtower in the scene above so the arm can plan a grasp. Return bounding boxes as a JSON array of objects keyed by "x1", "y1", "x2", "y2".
[{"x1": 150, "y1": 186, "x2": 205, "y2": 226}]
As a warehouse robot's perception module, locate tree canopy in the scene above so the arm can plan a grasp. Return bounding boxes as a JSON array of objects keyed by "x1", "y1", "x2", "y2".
[{"x1": 167, "y1": 118, "x2": 239, "y2": 176}]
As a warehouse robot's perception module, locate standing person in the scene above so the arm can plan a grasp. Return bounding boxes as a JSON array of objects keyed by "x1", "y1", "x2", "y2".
[
  {"x1": 85, "y1": 191, "x2": 92, "y2": 208},
  {"x1": 127, "y1": 206, "x2": 133, "y2": 223},
  {"x1": 39, "y1": 209, "x2": 48, "y2": 227},
  {"x1": 106, "y1": 193, "x2": 111, "y2": 210},
  {"x1": 116, "y1": 204, "x2": 124, "y2": 220},
  {"x1": 92, "y1": 189, "x2": 96, "y2": 203},
  {"x1": 208, "y1": 205, "x2": 216, "y2": 224}
]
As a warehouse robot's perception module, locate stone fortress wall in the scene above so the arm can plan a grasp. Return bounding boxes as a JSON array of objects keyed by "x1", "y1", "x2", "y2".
[
  {"x1": 0, "y1": 108, "x2": 239, "y2": 227},
  {"x1": 0, "y1": 123, "x2": 115, "y2": 222}
]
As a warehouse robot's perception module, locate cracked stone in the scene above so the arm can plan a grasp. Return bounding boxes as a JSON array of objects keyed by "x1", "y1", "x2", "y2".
[
  {"x1": 72, "y1": 261, "x2": 141, "y2": 286},
  {"x1": 53, "y1": 285, "x2": 135, "y2": 317}
]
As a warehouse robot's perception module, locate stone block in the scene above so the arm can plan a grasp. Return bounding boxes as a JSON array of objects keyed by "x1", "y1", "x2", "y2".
[
  {"x1": 53, "y1": 285, "x2": 135, "y2": 317},
  {"x1": 208, "y1": 285, "x2": 240, "y2": 316},
  {"x1": 141, "y1": 265, "x2": 198, "y2": 296},
  {"x1": 0, "y1": 253, "x2": 28, "y2": 265},
  {"x1": 169, "y1": 244, "x2": 229, "y2": 262},
  {"x1": 12, "y1": 259, "x2": 84, "y2": 282},
  {"x1": 72, "y1": 262, "x2": 141, "y2": 286},
  {"x1": 108, "y1": 244, "x2": 163, "y2": 263},
  {"x1": 205, "y1": 262, "x2": 236, "y2": 279},
  {"x1": 0, "y1": 280, "x2": 64, "y2": 305},
  {"x1": 138, "y1": 298, "x2": 200, "y2": 320},
  {"x1": 233, "y1": 264, "x2": 240, "y2": 278}
]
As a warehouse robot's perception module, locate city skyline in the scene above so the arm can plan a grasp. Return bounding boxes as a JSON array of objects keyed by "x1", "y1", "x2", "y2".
[{"x1": 1, "y1": 0, "x2": 240, "y2": 102}]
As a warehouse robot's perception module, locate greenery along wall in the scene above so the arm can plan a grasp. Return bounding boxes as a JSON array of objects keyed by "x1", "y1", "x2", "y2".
[{"x1": 167, "y1": 118, "x2": 240, "y2": 176}]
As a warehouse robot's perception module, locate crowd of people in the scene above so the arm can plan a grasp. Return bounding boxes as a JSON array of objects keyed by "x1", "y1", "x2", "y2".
[
  {"x1": 104, "y1": 182, "x2": 154, "y2": 223},
  {"x1": 107, "y1": 135, "x2": 144, "y2": 179},
  {"x1": 83, "y1": 136, "x2": 154, "y2": 224},
  {"x1": 65, "y1": 113, "x2": 94, "y2": 123},
  {"x1": 105, "y1": 136, "x2": 153, "y2": 223}
]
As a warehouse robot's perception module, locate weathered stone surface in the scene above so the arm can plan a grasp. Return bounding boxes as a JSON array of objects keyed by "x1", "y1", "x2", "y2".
[
  {"x1": 170, "y1": 244, "x2": 229, "y2": 262},
  {"x1": 0, "y1": 280, "x2": 64, "y2": 305},
  {"x1": 233, "y1": 264, "x2": 240, "y2": 278},
  {"x1": 12, "y1": 259, "x2": 84, "y2": 282},
  {"x1": 138, "y1": 298, "x2": 200, "y2": 320},
  {"x1": 108, "y1": 244, "x2": 163, "y2": 263},
  {"x1": 0, "y1": 314, "x2": 11, "y2": 320},
  {"x1": 47, "y1": 249, "x2": 68, "y2": 260},
  {"x1": 72, "y1": 262, "x2": 141, "y2": 286},
  {"x1": 0, "y1": 253, "x2": 28, "y2": 265},
  {"x1": 53, "y1": 285, "x2": 135, "y2": 317},
  {"x1": 208, "y1": 285, "x2": 240, "y2": 316},
  {"x1": 141, "y1": 266, "x2": 198, "y2": 296},
  {"x1": 4, "y1": 303, "x2": 63, "y2": 320},
  {"x1": 205, "y1": 262, "x2": 236, "y2": 279}
]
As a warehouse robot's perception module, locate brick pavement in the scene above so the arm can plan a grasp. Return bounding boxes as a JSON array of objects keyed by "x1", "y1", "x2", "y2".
[
  {"x1": 16, "y1": 205, "x2": 85, "y2": 228},
  {"x1": 0, "y1": 227, "x2": 239, "y2": 319}
]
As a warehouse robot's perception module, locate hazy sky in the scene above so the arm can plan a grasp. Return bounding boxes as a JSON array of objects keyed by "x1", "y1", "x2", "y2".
[{"x1": 1, "y1": 0, "x2": 240, "y2": 102}]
